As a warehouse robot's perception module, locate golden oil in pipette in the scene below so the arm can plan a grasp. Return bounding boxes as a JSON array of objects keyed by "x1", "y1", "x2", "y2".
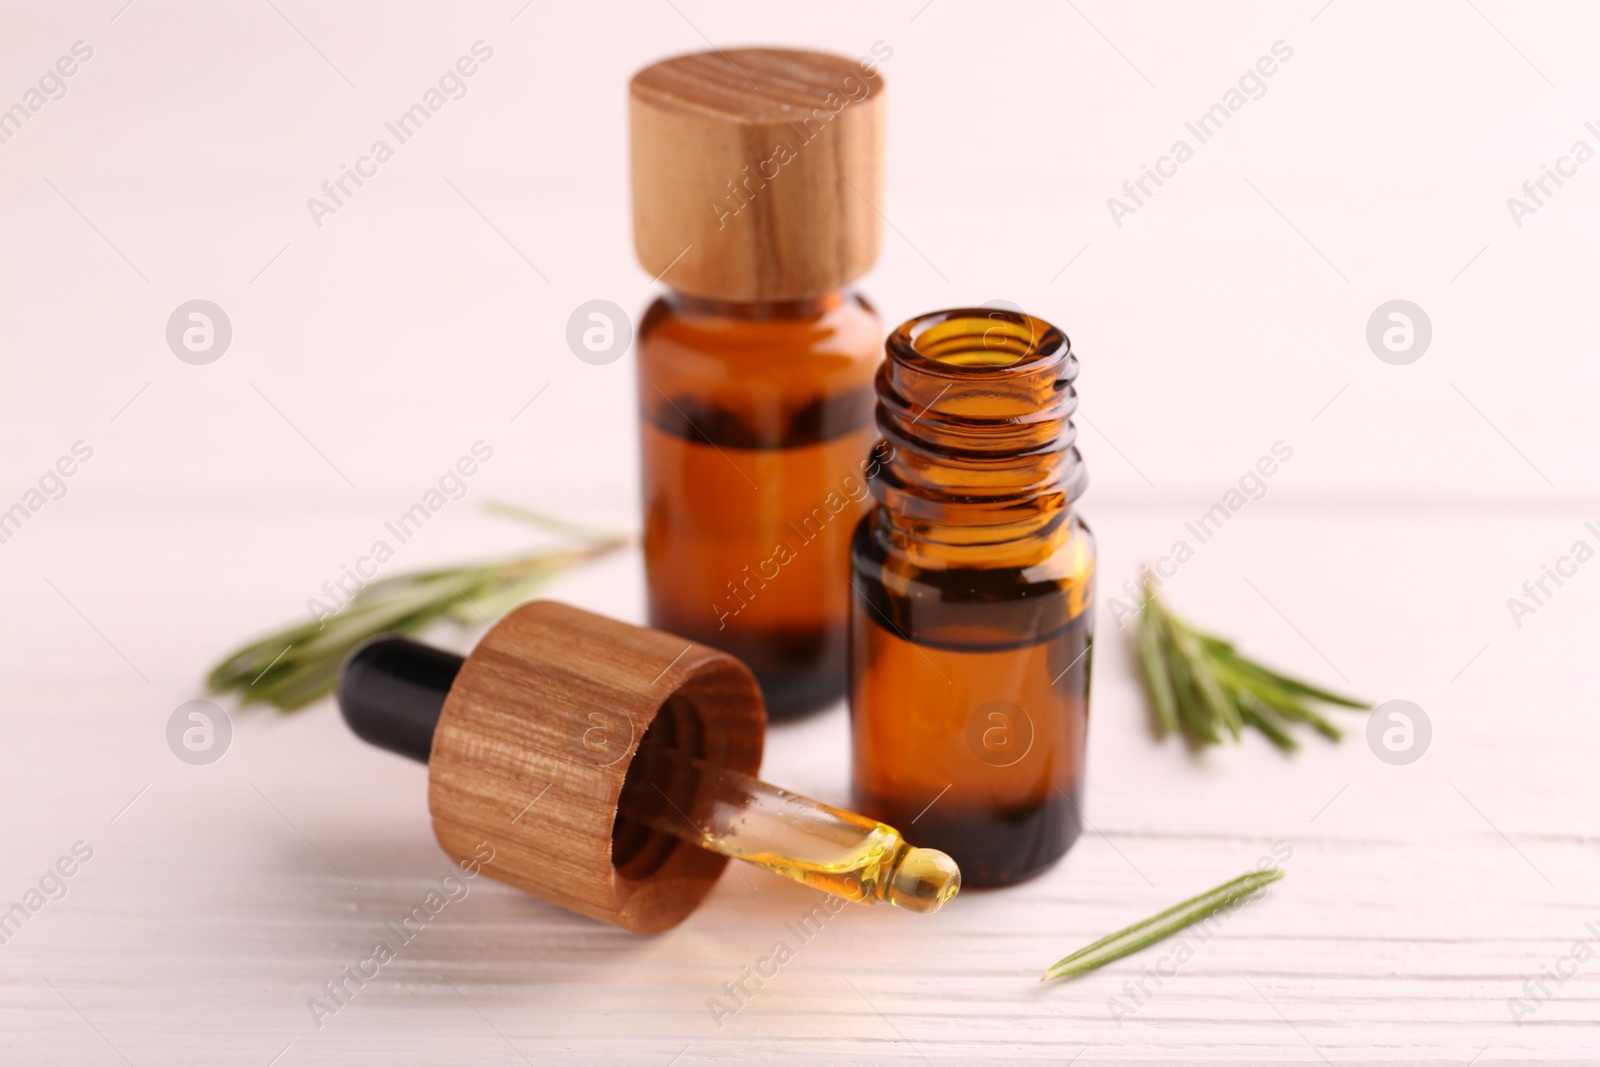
[{"x1": 619, "y1": 748, "x2": 959, "y2": 914}]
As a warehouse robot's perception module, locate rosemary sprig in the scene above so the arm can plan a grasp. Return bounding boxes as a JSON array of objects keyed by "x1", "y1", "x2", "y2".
[
  {"x1": 1042, "y1": 867, "x2": 1284, "y2": 981},
  {"x1": 1135, "y1": 573, "x2": 1369, "y2": 752},
  {"x1": 206, "y1": 505, "x2": 627, "y2": 711}
]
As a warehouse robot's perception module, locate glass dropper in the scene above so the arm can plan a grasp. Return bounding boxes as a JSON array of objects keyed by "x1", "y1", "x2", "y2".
[
  {"x1": 338, "y1": 636, "x2": 960, "y2": 915},
  {"x1": 619, "y1": 748, "x2": 960, "y2": 913}
]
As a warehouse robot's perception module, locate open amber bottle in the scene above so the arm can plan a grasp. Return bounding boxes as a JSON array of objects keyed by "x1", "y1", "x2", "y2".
[
  {"x1": 630, "y1": 48, "x2": 887, "y2": 718},
  {"x1": 849, "y1": 309, "x2": 1095, "y2": 888}
]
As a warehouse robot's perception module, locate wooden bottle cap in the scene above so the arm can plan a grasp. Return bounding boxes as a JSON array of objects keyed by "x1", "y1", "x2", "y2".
[
  {"x1": 629, "y1": 47, "x2": 886, "y2": 301},
  {"x1": 427, "y1": 601, "x2": 765, "y2": 933}
]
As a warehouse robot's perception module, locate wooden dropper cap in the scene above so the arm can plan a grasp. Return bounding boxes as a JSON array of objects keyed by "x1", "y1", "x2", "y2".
[
  {"x1": 340, "y1": 601, "x2": 765, "y2": 934},
  {"x1": 629, "y1": 47, "x2": 886, "y2": 301}
]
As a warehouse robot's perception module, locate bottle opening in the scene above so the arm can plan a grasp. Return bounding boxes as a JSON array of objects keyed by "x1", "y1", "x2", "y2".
[
  {"x1": 871, "y1": 305, "x2": 1087, "y2": 548},
  {"x1": 894, "y1": 308, "x2": 1064, "y2": 373}
]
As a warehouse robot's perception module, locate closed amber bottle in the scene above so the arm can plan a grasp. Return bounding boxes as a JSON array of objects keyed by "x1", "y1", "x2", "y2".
[
  {"x1": 849, "y1": 309, "x2": 1095, "y2": 887},
  {"x1": 630, "y1": 48, "x2": 887, "y2": 718},
  {"x1": 636, "y1": 292, "x2": 881, "y2": 717}
]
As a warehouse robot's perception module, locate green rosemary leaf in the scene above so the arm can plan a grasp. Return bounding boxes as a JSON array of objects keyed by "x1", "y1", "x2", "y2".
[
  {"x1": 1042, "y1": 867, "x2": 1285, "y2": 981},
  {"x1": 205, "y1": 627, "x2": 317, "y2": 692},
  {"x1": 1205, "y1": 645, "x2": 1367, "y2": 708},
  {"x1": 1226, "y1": 670, "x2": 1343, "y2": 742},
  {"x1": 1193, "y1": 630, "x2": 1237, "y2": 654},
  {"x1": 1178, "y1": 625, "x2": 1241, "y2": 740},
  {"x1": 1237, "y1": 699, "x2": 1299, "y2": 752},
  {"x1": 1137, "y1": 616, "x2": 1180, "y2": 734},
  {"x1": 1163, "y1": 629, "x2": 1218, "y2": 744},
  {"x1": 249, "y1": 654, "x2": 359, "y2": 710},
  {"x1": 207, "y1": 508, "x2": 627, "y2": 712},
  {"x1": 1133, "y1": 573, "x2": 1369, "y2": 752}
]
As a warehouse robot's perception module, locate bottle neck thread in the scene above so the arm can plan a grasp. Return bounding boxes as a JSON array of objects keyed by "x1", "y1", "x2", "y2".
[{"x1": 871, "y1": 308, "x2": 1086, "y2": 559}]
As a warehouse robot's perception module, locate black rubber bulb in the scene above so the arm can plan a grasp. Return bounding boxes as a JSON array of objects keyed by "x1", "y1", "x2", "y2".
[{"x1": 336, "y1": 636, "x2": 465, "y2": 764}]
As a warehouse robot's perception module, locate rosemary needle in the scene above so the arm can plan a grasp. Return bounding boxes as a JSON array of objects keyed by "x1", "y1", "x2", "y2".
[{"x1": 1041, "y1": 867, "x2": 1284, "y2": 982}]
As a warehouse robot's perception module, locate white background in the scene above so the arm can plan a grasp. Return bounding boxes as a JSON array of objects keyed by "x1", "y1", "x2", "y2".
[{"x1": 2, "y1": 1, "x2": 1597, "y2": 1064}]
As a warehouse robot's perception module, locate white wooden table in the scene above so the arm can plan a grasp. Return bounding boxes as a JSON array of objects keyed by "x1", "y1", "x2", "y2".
[{"x1": 3, "y1": 1, "x2": 1597, "y2": 1063}]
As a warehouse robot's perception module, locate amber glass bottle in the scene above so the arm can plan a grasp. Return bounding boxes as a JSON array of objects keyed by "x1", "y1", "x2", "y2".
[
  {"x1": 630, "y1": 48, "x2": 887, "y2": 718},
  {"x1": 637, "y1": 292, "x2": 881, "y2": 717},
  {"x1": 849, "y1": 309, "x2": 1095, "y2": 887}
]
